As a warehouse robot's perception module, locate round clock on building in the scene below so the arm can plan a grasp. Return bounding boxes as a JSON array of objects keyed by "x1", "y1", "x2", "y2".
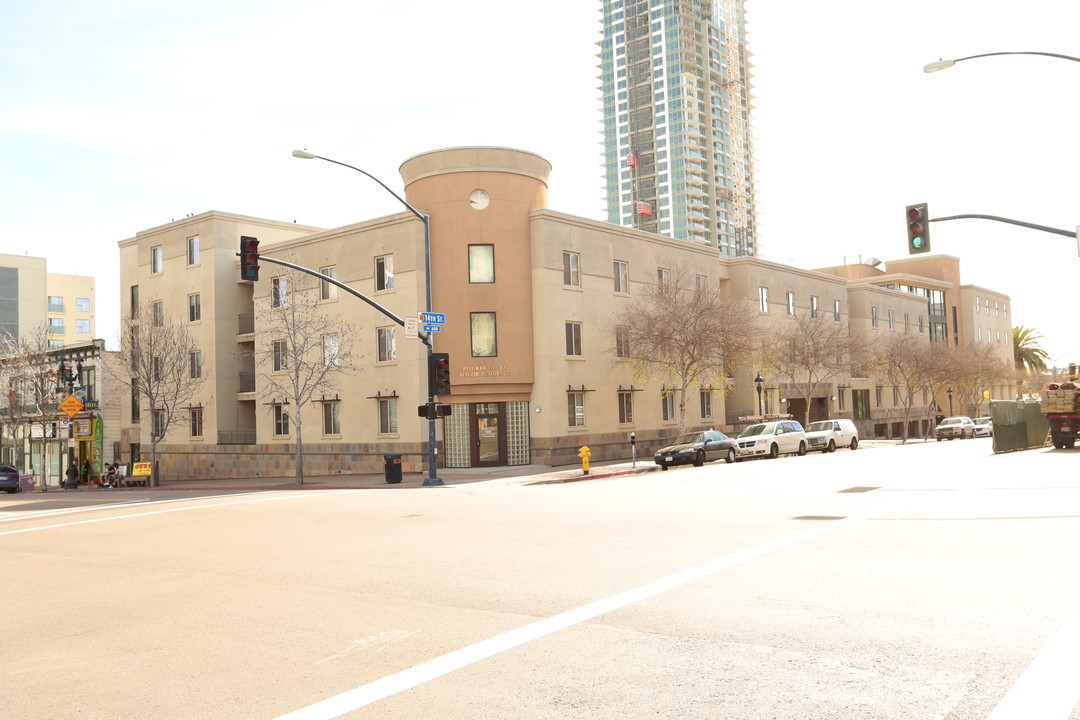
[{"x1": 468, "y1": 189, "x2": 490, "y2": 210}]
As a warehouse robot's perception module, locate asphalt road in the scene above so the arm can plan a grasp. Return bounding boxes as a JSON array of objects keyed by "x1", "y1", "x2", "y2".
[{"x1": 2, "y1": 438, "x2": 1078, "y2": 719}]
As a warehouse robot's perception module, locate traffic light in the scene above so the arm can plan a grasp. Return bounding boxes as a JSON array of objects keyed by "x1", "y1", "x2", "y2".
[
  {"x1": 428, "y1": 352, "x2": 451, "y2": 396},
  {"x1": 906, "y1": 204, "x2": 931, "y2": 254},
  {"x1": 417, "y1": 403, "x2": 453, "y2": 420},
  {"x1": 240, "y1": 236, "x2": 260, "y2": 281}
]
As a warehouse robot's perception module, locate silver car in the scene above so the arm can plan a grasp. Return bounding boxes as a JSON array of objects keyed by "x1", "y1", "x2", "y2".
[
  {"x1": 935, "y1": 416, "x2": 976, "y2": 440},
  {"x1": 736, "y1": 420, "x2": 808, "y2": 459}
]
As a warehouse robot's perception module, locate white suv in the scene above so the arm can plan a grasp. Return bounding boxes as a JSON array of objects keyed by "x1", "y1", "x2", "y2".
[
  {"x1": 805, "y1": 419, "x2": 859, "y2": 453},
  {"x1": 736, "y1": 420, "x2": 808, "y2": 459}
]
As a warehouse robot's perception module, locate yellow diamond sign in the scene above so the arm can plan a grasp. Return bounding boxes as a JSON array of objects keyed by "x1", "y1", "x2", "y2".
[{"x1": 59, "y1": 394, "x2": 84, "y2": 418}]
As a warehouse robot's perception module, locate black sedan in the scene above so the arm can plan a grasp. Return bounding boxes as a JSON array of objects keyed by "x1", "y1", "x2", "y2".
[
  {"x1": 654, "y1": 430, "x2": 738, "y2": 470},
  {"x1": 0, "y1": 464, "x2": 21, "y2": 494}
]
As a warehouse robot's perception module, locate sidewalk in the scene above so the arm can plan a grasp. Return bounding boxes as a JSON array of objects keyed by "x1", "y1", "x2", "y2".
[{"x1": 141, "y1": 458, "x2": 660, "y2": 492}]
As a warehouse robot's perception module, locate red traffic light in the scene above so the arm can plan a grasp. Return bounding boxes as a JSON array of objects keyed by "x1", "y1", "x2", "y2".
[{"x1": 239, "y1": 236, "x2": 260, "y2": 281}]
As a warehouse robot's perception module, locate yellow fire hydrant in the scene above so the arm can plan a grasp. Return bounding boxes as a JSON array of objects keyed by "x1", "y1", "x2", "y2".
[{"x1": 578, "y1": 445, "x2": 592, "y2": 475}]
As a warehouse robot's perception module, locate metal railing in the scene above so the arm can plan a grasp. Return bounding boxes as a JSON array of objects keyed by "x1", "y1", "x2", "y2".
[
  {"x1": 238, "y1": 372, "x2": 256, "y2": 393},
  {"x1": 218, "y1": 429, "x2": 256, "y2": 445},
  {"x1": 237, "y1": 313, "x2": 254, "y2": 335}
]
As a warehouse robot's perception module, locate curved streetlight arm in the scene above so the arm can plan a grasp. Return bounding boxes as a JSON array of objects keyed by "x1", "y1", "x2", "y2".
[
  {"x1": 291, "y1": 150, "x2": 426, "y2": 223},
  {"x1": 924, "y1": 51, "x2": 1080, "y2": 73}
]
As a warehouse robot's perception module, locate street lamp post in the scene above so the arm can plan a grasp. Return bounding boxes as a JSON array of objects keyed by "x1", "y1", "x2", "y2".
[
  {"x1": 754, "y1": 373, "x2": 764, "y2": 416},
  {"x1": 947, "y1": 387, "x2": 954, "y2": 416},
  {"x1": 57, "y1": 354, "x2": 83, "y2": 489},
  {"x1": 924, "y1": 51, "x2": 1080, "y2": 73},
  {"x1": 292, "y1": 150, "x2": 443, "y2": 486}
]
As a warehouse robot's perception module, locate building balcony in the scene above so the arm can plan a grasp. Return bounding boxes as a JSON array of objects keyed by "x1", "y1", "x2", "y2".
[
  {"x1": 237, "y1": 313, "x2": 254, "y2": 336},
  {"x1": 238, "y1": 372, "x2": 256, "y2": 394},
  {"x1": 218, "y1": 429, "x2": 256, "y2": 445}
]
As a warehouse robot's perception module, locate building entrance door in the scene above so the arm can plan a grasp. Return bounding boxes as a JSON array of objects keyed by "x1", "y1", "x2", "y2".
[{"x1": 470, "y1": 402, "x2": 507, "y2": 467}]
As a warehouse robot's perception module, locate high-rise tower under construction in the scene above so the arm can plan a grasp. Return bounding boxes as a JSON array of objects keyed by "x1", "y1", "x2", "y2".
[{"x1": 599, "y1": 0, "x2": 757, "y2": 255}]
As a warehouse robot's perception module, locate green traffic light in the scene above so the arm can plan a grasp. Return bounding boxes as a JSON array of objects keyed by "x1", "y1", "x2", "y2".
[{"x1": 912, "y1": 236, "x2": 923, "y2": 249}]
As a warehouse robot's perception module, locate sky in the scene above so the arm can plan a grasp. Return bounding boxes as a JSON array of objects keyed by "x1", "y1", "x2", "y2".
[{"x1": 2, "y1": 0, "x2": 1078, "y2": 365}]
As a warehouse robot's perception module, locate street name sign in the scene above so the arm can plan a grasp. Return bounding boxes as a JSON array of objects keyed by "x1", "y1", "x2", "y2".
[{"x1": 419, "y1": 312, "x2": 446, "y2": 325}]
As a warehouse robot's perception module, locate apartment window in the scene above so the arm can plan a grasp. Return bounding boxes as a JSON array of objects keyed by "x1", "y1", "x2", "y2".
[
  {"x1": 190, "y1": 408, "x2": 203, "y2": 438},
  {"x1": 837, "y1": 388, "x2": 846, "y2": 411},
  {"x1": 657, "y1": 267, "x2": 671, "y2": 286},
  {"x1": 151, "y1": 246, "x2": 163, "y2": 274},
  {"x1": 152, "y1": 356, "x2": 164, "y2": 383},
  {"x1": 152, "y1": 409, "x2": 165, "y2": 439},
  {"x1": 785, "y1": 292, "x2": 795, "y2": 316},
  {"x1": 76, "y1": 319, "x2": 90, "y2": 333},
  {"x1": 131, "y1": 380, "x2": 140, "y2": 423},
  {"x1": 696, "y1": 275, "x2": 708, "y2": 295},
  {"x1": 76, "y1": 297, "x2": 91, "y2": 312},
  {"x1": 188, "y1": 293, "x2": 201, "y2": 322},
  {"x1": 48, "y1": 295, "x2": 64, "y2": 312},
  {"x1": 272, "y1": 340, "x2": 287, "y2": 372},
  {"x1": 615, "y1": 326, "x2": 630, "y2": 359},
  {"x1": 893, "y1": 386, "x2": 901, "y2": 405},
  {"x1": 130, "y1": 286, "x2": 139, "y2": 318},
  {"x1": 904, "y1": 312, "x2": 910, "y2": 331},
  {"x1": 871, "y1": 307, "x2": 879, "y2": 328},
  {"x1": 618, "y1": 391, "x2": 633, "y2": 424},
  {"x1": 470, "y1": 312, "x2": 497, "y2": 357},
  {"x1": 271, "y1": 277, "x2": 288, "y2": 308},
  {"x1": 974, "y1": 295, "x2": 980, "y2": 315},
  {"x1": 833, "y1": 299, "x2": 841, "y2": 322},
  {"x1": 810, "y1": 296, "x2": 819, "y2": 319},
  {"x1": 875, "y1": 386, "x2": 883, "y2": 407},
  {"x1": 469, "y1": 245, "x2": 495, "y2": 283},
  {"x1": 189, "y1": 351, "x2": 202, "y2": 379},
  {"x1": 888, "y1": 309, "x2": 895, "y2": 330},
  {"x1": 563, "y1": 252, "x2": 581, "y2": 287},
  {"x1": 376, "y1": 327, "x2": 396, "y2": 362},
  {"x1": 152, "y1": 300, "x2": 164, "y2": 327},
  {"x1": 375, "y1": 255, "x2": 394, "y2": 291},
  {"x1": 661, "y1": 390, "x2": 676, "y2": 421},
  {"x1": 48, "y1": 317, "x2": 63, "y2": 331},
  {"x1": 613, "y1": 260, "x2": 629, "y2": 293},
  {"x1": 274, "y1": 405, "x2": 290, "y2": 436},
  {"x1": 565, "y1": 322, "x2": 583, "y2": 356},
  {"x1": 320, "y1": 266, "x2": 337, "y2": 300},
  {"x1": 758, "y1": 286, "x2": 769, "y2": 313},
  {"x1": 323, "y1": 334, "x2": 340, "y2": 366},
  {"x1": 918, "y1": 316, "x2": 925, "y2": 333},
  {"x1": 700, "y1": 390, "x2": 713, "y2": 419},
  {"x1": 187, "y1": 236, "x2": 200, "y2": 265},
  {"x1": 567, "y1": 393, "x2": 585, "y2": 427},
  {"x1": 379, "y1": 398, "x2": 398, "y2": 434},
  {"x1": 323, "y1": 401, "x2": 341, "y2": 435}
]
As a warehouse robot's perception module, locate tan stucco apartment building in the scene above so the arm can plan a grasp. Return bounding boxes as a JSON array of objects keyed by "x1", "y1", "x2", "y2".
[{"x1": 116, "y1": 147, "x2": 1015, "y2": 480}]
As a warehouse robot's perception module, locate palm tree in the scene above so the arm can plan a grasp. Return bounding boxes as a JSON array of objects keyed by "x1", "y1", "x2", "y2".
[{"x1": 1013, "y1": 325, "x2": 1050, "y2": 372}]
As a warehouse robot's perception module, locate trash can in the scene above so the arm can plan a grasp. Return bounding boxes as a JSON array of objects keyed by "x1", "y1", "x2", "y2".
[{"x1": 383, "y1": 455, "x2": 403, "y2": 484}]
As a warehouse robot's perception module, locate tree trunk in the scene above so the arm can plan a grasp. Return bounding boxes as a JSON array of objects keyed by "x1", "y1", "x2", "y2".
[
  {"x1": 295, "y1": 421, "x2": 304, "y2": 486},
  {"x1": 150, "y1": 441, "x2": 159, "y2": 488}
]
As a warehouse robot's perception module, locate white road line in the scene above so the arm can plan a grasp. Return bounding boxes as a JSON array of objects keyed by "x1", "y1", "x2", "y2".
[
  {"x1": 0, "y1": 490, "x2": 357, "y2": 537},
  {"x1": 0, "y1": 491, "x2": 276, "y2": 524},
  {"x1": 273, "y1": 512, "x2": 877, "y2": 720},
  {"x1": 986, "y1": 603, "x2": 1080, "y2": 720}
]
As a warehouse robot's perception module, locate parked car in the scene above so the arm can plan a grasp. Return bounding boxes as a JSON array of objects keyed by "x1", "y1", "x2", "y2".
[
  {"x1": 654, "y1": 430, "x2": 738, "y2": 470},
  {"x1": 0, "y1": 464, "x2": 21, "y2": 494},
  {"x1": 973, "y1": 416, "x2": 993, "y2": 437},
  {"x1": 736, "y1": 420, "x2": 808, "y2": 459},
  {"x1": 935, "y1": 416, "x2": 976, "y2": 440},
  {"x1": 805, "y1": 418, "x2": 859, "y2": 453}
]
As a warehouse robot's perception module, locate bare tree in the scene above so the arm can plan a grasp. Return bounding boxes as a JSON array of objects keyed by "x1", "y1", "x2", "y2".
[
  {"x1": 109, "y1": 303, "x2": 206, "y2": 487},
  {"x1": 760, "y1": 309, "x2": 868, "y2": 428},
  {"x1": 0, "y1": 326, "x2": 59, "y2": 486},
  {"x1": 248, "y1": 267, "x2": 355, "y2": 485},
  {"x1": 614, "y1": 267, "x2": 759, "y2": 433},
  {"x1": 870, "y1": 331, "x2": 933, "y2": 442},
  {"x1": 947, "y1": 344, "x2": 1012, "y2": 417}
]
